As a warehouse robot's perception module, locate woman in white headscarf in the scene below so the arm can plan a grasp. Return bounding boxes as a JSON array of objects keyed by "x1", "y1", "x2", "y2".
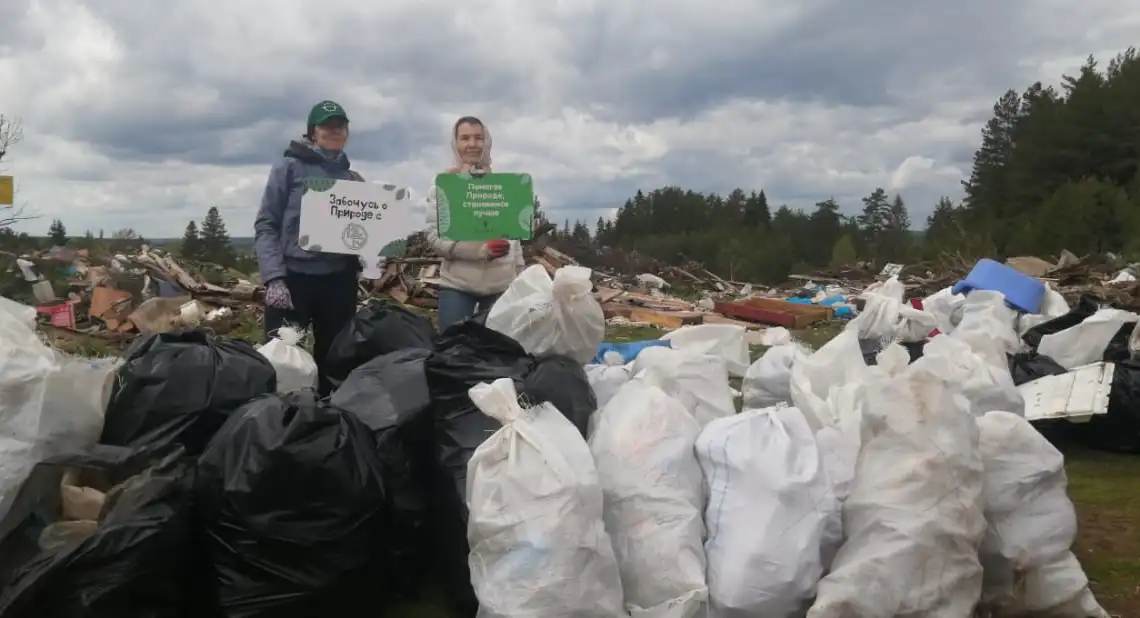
[{"x1": 424, "y1": 116, "x2": 524, "y2": 327}]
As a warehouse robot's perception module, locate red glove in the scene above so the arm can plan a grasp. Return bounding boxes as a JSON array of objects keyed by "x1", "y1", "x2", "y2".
[{"x1": 484, "y1": 239, "x2": 510, "y2": 258}]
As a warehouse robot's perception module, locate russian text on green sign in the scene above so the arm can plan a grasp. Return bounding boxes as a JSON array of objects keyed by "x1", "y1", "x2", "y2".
[{"x1": 434, "y1": 172, "x2": 534, "y2": 241}]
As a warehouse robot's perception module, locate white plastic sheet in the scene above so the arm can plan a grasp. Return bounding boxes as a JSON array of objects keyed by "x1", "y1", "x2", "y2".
[
  {"x1": 631, "y1": 346, "x2": 735, "y2": 427},
  {"x1": 584, "y1": 351, "x2": 633, "y2": 409},
  {"x1": 0, "y1": 298, "x2": 120, "y2": 527},
  {"x1": 486, "y1": 264, "x2": 606, "y2": 364},
  {"x1": 852, "y1": 276, "x2": 937, "y2": 344},
  {"x1": 590, "y1": 379, "x2": 707, "y2": 618},
  {"x1": 466, "y1": 378, "x2": 624, "y2": 618},
  {"x1": 698, "y1": 406, "x2": 839, "y2": 618},
  {"x1": 922, "y1": 287, "x2": 966, "y2": 334},
  {"x1": 1015, "y1": 284, "x2": 1072, "y2": 344},
  {"x1": 919, "y1": 335, "x2": 1024, "y2": 417},
  {"x1": 789, "y1": 328, "x2": 868, "y2": 432},
  {"x1": 1038, "y1": 307, "x2": 1139, "y2": 369},
  {"x1": 976, "y1": 411, "x2": 1110, "y2": 618},
  {"x1": 741, "y1": 327, "x2": 809, "y2": 409},
  {"x1": 952, "y1": 290, "x2": 1022, "y2": 365},
  {"x1": 257, "y1": 326, "x2": 318, "y2": 393},
  {"x1": 660, "y1": 324, "x2": 750, "y2": 378},
  {"x1": 808, "y1": 358, "x2": 986, "y2": 618}
]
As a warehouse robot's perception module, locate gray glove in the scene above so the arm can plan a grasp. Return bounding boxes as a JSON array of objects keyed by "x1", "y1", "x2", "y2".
[{"x1": 264, "y1": 279, "x2": 293, "y2": 310}]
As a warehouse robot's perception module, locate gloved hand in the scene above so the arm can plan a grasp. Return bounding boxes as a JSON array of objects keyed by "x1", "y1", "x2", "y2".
[
  {"x1": 264, "y1": 279, "x2": 293, "y2": 310},
  {"x1": 483, "y1": 239, "x2": 510, "y2": 259}
]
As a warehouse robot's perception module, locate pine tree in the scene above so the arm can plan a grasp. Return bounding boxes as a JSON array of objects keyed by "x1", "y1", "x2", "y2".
[
  {"x1": 830, "y1": 234, "x2": 858, "y2": 267},
  {"x1": 181, "y1": 221, "x2": 202, "y2": 260},
  {"x1": 199, "y1": 206, "x2": 235, "y2": 266},
  {"x1": 743, "y1": 190, "x2": 771, "y2": 228},
  {"x1": 571, "y1": 221, "x2": 591, "y2": 242},
  {"x1": 856, "y1": 188, "x2": 890, "y2": 259},
  {"x1": 48, "y1": 219, "x2": 67, "y2": 245},
  {"x1": 880, "y1": 194, "x2": 913, "y2": 261}
]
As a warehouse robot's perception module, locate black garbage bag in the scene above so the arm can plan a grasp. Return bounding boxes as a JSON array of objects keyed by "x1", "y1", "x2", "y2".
[
  {"x1": 195, "y1": 391, "x2": 389, "y2": 618},
  {"x1": 1020, "y1": 295, "x2": 1140, "y2": 451},
  {"x1": 427, "y1": 322, "x2": 537, "y2": 514},
  {"x1": 0, "y1": 446, "x2": 203, "y2": 618},
  {"x1": 425, "y1": 322, "x2": 536, "y2": 617},
  {"x1": 1022, "y1": 294, "x2": 1136, "y2": 361},
  {"x1": 1093, "y1": 360, "x2": 1140, "y2": 452},
  {"x1": 324, "y1": 302, "x2": 435, "y2": 387},
  {"x1": 100, "y1": 330, "x2": 276, "y2": 456},
  {"x1": 329, "y1": 348, "x2": 433, "y2": 597},
  {"x1": 1008, "y1": 352, "x2": 1068, "y2": 386},
  {"x1": 469, "y1": 306, "x2": 491, "y2": 326},
  {"x1": 521, "y1": 354, "x2": 595, "y2": 438},
  {"x1": 1022, "y1": 294, "x2": 1101, "y2": 350}
]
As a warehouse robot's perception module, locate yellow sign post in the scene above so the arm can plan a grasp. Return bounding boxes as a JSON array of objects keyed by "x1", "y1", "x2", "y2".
[{"x1": 0, "y1": 176, "x2": 12, "y2": 206}]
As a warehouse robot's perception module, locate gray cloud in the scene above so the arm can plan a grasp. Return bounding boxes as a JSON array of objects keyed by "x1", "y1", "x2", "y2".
[{"x1": 1, "y1": 0, "x2": 1138, "y2": 238}]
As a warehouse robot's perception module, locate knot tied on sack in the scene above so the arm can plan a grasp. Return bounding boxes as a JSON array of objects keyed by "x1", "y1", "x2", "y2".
[{"x1": 276, "y1": 326, "x2": 304, "y2": 346}]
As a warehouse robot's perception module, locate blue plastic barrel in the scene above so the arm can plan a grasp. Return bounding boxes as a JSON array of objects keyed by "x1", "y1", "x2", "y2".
[{"x1": 951, "y1": 258, "x2": 1045, "y2": 313}]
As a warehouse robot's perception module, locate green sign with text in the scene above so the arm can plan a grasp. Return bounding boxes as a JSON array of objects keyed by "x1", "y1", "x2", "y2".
[{"x1": 434, "y1": 172, "x2": 534, "y2": 241}]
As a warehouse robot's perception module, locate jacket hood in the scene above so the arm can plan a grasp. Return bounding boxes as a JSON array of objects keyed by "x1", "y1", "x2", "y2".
[{"x1": 284, "y1": 139, "x2": 351, "y2": 172}]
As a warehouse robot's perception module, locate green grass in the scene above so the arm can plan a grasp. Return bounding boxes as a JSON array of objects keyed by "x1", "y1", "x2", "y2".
[{"x1": 1065, "y1": 449, "x2": 1140, "y2": 615}]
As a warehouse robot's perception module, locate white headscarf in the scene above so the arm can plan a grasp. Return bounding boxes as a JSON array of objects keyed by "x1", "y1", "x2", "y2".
[{"x1": 451, "y1": 119, "x2": 492, "y2": 171}]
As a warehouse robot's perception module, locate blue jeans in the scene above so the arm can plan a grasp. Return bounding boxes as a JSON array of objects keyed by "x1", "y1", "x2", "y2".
[{"x1": 438, "y1": 288, "x2": 502, "y2": 328}]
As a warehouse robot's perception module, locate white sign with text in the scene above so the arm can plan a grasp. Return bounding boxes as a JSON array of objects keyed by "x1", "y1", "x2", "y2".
[{"x1": 298, "y1": 178, "x2": 419, "y2": 259}]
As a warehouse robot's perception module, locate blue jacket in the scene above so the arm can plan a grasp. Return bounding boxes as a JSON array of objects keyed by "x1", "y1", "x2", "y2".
[{"x1": 253, "y1": 141, "x2": 360, "y2": 283}]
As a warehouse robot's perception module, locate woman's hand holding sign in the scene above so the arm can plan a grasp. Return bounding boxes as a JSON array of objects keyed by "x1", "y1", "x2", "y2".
[
  {"x1": 483, "y1": 239, "x2": 510, "y2": 259},
  {"x1": 442, "y1": 166, "x2": 509, "y2": 259}
]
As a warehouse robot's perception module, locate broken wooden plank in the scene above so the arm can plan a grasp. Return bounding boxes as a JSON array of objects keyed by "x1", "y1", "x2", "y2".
[
  {"x1": 714, "y1": 300, "x2": 825, "y2": 328},
  {"x1": 542, "y1": 246, "x2": 577, "y2": 266},
  {"x1": 700, "y1": 312, "x2": 766, "y2": 329},
  {"x1": 629, "y1": 308, "x2": 703, "y2": 329},
  {"x1": 741, "y1": 296, "x2": 833, "y2": 320},
  {"x1": 595, "y1": 287, "x2": 625, "y2": 304},
  {"x1": 535, "y1": 256, "x2": 559, "y2": 276}
]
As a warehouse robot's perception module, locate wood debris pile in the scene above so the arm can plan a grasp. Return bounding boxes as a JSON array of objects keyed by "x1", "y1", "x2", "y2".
[
  {"x1": 12, "y1": 231, "x2": 1138, "y2": 352},
  {"x1": 373, "y1": 228, "x2": 834, "y2": 331},
  {"x1": 4, "y1": 246, "x2": 266, "y2": 350}
]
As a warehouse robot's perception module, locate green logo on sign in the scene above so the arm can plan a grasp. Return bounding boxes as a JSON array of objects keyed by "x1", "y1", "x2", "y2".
[{"x1": 434, "y1": 172, "x2": 535, "y2": 242}]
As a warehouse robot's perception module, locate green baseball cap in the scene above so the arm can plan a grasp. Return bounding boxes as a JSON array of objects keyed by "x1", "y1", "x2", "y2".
[{"x1": 308, "y1": 100, "x2": 348, "y2": 126}]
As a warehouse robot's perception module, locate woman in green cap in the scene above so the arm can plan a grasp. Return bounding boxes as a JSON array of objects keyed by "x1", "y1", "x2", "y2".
[{"x1": 254, "y1": 100, "x2": 364, "y2": 395}]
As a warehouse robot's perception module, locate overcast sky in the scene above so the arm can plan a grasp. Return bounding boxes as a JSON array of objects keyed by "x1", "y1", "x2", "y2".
[{"x1": 2, "y1": 0, "x2": 1139, "y2": 238}]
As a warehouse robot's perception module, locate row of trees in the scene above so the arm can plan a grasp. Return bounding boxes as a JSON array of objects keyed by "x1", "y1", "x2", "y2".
[
  {"x1": 545, "y1": 47, "x2": 1140, "y2": 282},
  {"x1": 180, "y1": 207, "x2": 237, "y2": 267},
  {"x1": 954, "y1": 49, "x2": 1140, "y2": 256},
  {"x1": 7, "y1": 47, "x2": 1140, "y2": 283},
  {"x1": 0, "y1": 207, "x2": 238, "y2": 270},
  {"x1": 550, "y1": 186, "x2": 920, "y2": 282},
  {"x1": 0, "y1": 224, "x2": 148, "y2": 255}
]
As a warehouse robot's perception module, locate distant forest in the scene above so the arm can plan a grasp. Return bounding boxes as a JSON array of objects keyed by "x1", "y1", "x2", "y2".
[
  {"x1": 6, "y1": 49, "x2": 1140, "y2": 285},
  {"x1": 550, "y1": 48, "x2": 1140, "y2": 282}
]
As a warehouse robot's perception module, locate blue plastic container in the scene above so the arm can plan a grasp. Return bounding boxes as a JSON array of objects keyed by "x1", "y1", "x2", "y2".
[
  {"x1": 592, "y1": 339, "x2": 671, "y2": 365},
  {"x1": 785, "y1": 295, "x2": 855, "y2": 318},
  {"x1": 951, "y1": 258, "x2": 1045, "y2": 313}
]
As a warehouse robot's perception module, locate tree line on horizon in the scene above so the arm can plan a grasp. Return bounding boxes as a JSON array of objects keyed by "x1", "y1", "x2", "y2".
[
  {"x1": 5, "y1": 47, "x2": 1140, "y2": 285},
  {"x1": 547, "y1": 47, "x2": 1140, "y2": 283}
]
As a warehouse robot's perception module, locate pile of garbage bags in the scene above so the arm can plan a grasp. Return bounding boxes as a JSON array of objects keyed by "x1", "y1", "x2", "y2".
[{"x1": 0, "y1": 264, "x2": 1121, "y2": 618}]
